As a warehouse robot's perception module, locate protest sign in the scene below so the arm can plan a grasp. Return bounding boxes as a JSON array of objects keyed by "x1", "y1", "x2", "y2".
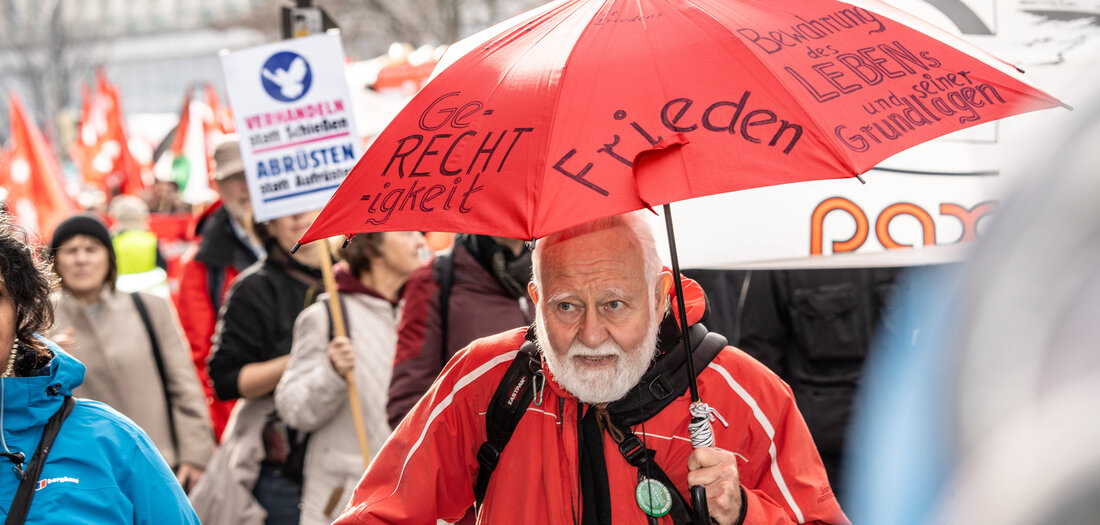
[{"x1": 221, "y1": 33, "x2": 361, "y2": 221}]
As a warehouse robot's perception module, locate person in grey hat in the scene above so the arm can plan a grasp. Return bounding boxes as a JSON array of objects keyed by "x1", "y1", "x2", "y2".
[{"x1": 176, "y1": 134, "x2": 264, "y2": 440}]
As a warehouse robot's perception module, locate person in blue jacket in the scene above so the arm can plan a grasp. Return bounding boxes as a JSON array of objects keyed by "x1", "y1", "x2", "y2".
[{"x1": 0, "y1": 212, "x2": 199, "y2": 524}]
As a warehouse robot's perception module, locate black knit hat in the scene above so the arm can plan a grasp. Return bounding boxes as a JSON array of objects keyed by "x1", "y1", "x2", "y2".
[{"x1": 50, "y1": 214, "x2": 114, "y2": 256}]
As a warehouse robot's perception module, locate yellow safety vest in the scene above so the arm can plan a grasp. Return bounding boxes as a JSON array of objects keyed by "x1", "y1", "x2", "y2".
[{"x1": 113, "y1": 230, "x2": 159, "y2": 275}]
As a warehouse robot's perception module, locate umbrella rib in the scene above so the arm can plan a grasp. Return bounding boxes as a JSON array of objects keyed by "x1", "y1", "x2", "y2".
[
  {"x1": 635, "y1": 0, "x2": 699, "y2": 198},
  {"x1": 530, "y1": 0, "x2": 621, "y2": 238}
]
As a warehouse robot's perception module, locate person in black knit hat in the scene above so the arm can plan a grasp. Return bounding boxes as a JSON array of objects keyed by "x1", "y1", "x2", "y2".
[{"x1": 49, "y1": 213, "x2": 215, "y2": 492}]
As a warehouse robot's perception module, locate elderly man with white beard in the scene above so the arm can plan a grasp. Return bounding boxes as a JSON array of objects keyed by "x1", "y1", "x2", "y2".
[{"x1": 335, "y1": 213, "x2": 849, "y2": 525}]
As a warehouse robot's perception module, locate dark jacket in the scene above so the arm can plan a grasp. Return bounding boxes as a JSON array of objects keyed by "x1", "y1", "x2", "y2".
[
  {"x1": 176, "y1": 205, "x2": 259, "y2": 437},
  {"x1": 386, "y1": 237, "x2": 532, "y2": 428},
  {"x1": 208, "y1": 245, "x2": 321, "y2": 401},
  {"x1": 735, "y1": 267, "x2": 904, "y2": 490}
]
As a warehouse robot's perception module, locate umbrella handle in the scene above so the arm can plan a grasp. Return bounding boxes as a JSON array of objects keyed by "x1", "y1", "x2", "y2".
[{"x1": 691, "y1": 485, "x2": 710, "y2": 524}]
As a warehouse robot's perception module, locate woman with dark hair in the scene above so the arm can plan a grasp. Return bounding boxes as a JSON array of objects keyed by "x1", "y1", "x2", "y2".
[
  {"x1": 0, "y1": 213, "x2": 200, "y2": 523},
  {"x1": 49, "y1": 214, "x2": 214, "y2": 492},
  {"x1": 275, "y1": 231, "x2": 425, "y2": 525},
  {"x1": 195, "y1": 211, "x2": 323, "y2": 525}
]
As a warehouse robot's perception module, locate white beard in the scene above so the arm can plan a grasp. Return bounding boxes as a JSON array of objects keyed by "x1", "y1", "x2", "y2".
[{"x1": 536, "y1": 309, "x2": 660, "y2": 405}]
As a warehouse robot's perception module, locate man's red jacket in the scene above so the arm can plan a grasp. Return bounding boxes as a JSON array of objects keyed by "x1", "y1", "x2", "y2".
[
  {"x1": 175, "y1": 205, "x2": 258, "y2": 439},
  {"x1": 335, "y1": 278, "x2": 849, "y2": 524}
]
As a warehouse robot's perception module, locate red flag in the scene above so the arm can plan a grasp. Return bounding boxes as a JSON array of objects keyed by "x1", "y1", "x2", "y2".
[
  {"x1": 70, "y1": 71, "x2": 144, "y2": 197},
  {"x1": 201, "y1": 84, "x2": 225, "y2": 174},
  {"x1": 69, "y1": 81, "x2": 104, "y2": 189},
  {"x1": 3, "y1": 92, "x2": 75, "y2": 237},
  {"x1": 163, "y1": 87, "x2": 194, "y2": 189},
  {"x1": 154, "y1": 86, "x2": 211, "y2": 204},
  {"x1": 204, "y1": 82, "x2": 235, "y2": 134},
  {"x1": 96, "y1": 71, "x2": 144, "y2": 196}
]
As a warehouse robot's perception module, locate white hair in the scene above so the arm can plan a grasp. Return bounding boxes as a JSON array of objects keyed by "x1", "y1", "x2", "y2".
[{"x1": 531, "y1": 211, "x2": 662, "y2": 292}]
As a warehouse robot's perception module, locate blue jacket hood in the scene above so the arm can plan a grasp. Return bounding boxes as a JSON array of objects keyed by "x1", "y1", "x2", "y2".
[
  {"x1": 2, "y1": 337, "x2": 86, "y2": 433},
  {"x1": 0, "y1": 336, "x2": 200, "y2": 524}
]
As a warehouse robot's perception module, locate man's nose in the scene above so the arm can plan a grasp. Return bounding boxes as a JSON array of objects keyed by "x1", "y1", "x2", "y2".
[{"x1": 577, "y1": 308, "x2": 607, "y2": 348}]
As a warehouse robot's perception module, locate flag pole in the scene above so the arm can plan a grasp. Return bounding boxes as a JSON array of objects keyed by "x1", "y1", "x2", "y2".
[
  {"x1": 316, "y1": 238, "x2": 371, "y2": 469},
  {"x1": 663, "y1": 203, "x2": 711, "y2": 524}
]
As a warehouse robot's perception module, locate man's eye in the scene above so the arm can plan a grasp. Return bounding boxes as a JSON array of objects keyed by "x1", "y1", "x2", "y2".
[
  {"x1": 607, "y1": 300, "x2": 624, "y2": 310},
  {"x1": 558, "y1": 303, "x2": 574, "y2": 312}
]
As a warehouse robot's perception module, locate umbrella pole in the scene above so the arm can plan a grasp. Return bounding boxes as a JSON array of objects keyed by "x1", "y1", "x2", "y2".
[
  {"x1": 662, "y1": 204, "x2": 711, "y2": 524},
  {"x1": 662, "y1": 204, "x2": 700, "y2": 402},
  {"x1": 316, "y1": 240, "x2": 372, "y2": 470}
]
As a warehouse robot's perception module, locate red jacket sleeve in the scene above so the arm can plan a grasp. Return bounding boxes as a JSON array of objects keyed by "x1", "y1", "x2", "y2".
[
  {"x1": 338, "y1": 334, "x2": 521, "y2": 524},
  {"x1": 176, "y1": 248, "x2": 215, "y2": 379},
  {"x1": 175, "y1": 248, "x2": 238, "y2": 440},
  {"x1": 705, "y1": 348, "x2": 850, "y2": 525}
]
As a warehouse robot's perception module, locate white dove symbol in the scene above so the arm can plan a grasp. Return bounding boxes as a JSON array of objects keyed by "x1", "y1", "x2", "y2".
[{"x1": 262, "y1": 57, "x2": 308, "y2": 99}]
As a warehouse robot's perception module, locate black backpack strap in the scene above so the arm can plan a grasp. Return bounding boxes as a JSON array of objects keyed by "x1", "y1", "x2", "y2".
[
  {"x1": 206, "y1": 265, "x2": 226, "y2": 314},
  {"x1": 473, "y1": 340, "x2": 541, "y2": 512},
  {"x1": 130, "y1": 292, "x2": 178, "y2": 453},
  {"x1": 593, "y1": 407, "x2": 695, "y2": 524},
  {"x1": 5, "y1": 396, "x2": 76, "y2": 525},
  {"x1": 432, "y1": 251, "x2": 456, "y2": 370},
  {"x1": 609, "y1": 324, "x2": 727, "y2": 426},
  {"x1": 325, "y1": 293, "x2": 351, "y2": 341}
]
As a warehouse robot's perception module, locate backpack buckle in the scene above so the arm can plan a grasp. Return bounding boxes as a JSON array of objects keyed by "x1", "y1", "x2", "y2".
[
  {"x1": 648, "y1": 375, "x2": 673, "y2": 400},
  {"x1": 477, "y1": 443, "x2": 501, "y2": 471},
  {"x1": 618, "y1": 434, "x2": 648, "y2": 467}
]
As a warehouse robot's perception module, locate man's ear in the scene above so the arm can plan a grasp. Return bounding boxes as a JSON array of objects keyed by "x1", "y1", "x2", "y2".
[
  {"x1": 657, "y1": 270, "x2": 674, "y2": 310},
  {"x1": 528, "y1": 281, "x2": 540, "y2": 305}
]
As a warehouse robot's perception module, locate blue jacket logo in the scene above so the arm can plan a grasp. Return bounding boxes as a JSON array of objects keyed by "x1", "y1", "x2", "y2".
[
  {"x1": 36, "y1": 476, "x2": 79, "y2": 491},
  {"x1": 261, "y1": 51, "x2": 313, "y2": 102}
]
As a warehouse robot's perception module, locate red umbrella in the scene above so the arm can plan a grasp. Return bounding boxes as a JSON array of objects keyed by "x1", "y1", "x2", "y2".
[
  {"x1": 297, "y1": 0, "x2": 1062, "y2": 519},
  {"x1": 300, "y1": 0, "x2": 1061, "y2": 245}
]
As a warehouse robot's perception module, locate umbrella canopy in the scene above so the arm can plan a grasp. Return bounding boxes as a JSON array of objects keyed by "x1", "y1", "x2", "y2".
[{"x1": 299, "y1": 0, "x2": 1061, "y2": 245}]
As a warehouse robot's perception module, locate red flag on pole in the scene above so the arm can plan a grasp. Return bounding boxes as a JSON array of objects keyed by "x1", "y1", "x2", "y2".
[
  {"x1": 204, "y1": 82, "x2": 235, "y2": 135},
  {"x1": 96, "y1": 71, "x2": 145, "y2": 196},
  {"x1": 154, "y1": 85, "x2": 211, "y2": 203},
  {"x1": 70, "y1": 81, "x2": 106, "y2": 190},
  {"x1": 3, "y1": 92, "x2": 75, "y2": 237},
  {"x1": 70, "y1": 71, "x2": 144, "y2": 197}
]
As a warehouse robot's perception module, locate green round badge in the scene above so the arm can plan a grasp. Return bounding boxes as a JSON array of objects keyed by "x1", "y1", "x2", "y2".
[{"x1": 635, "y1": 478, "x2": 672, "y2": 517}]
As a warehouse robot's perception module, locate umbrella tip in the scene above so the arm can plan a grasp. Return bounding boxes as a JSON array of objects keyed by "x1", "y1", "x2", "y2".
[
  {"x1": 342, "y1": 235, "x2": 354, "y2": 249},
  {"x1": 855, "y1": 174, "x2": 867, "y2": 185},
  {"x1": 290, "y1": 242, "x2": 302, "y2": 254},
  {"x1": 1061, "y1": 101, "x2": 1075, "y2": 111}
]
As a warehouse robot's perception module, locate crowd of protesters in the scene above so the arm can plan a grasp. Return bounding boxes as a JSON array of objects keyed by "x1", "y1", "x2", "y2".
[{"x1": 0, "y1": 134, "x2": 867, "y2": 524}]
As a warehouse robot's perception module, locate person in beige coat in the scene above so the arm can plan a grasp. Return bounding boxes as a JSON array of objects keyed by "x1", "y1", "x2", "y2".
[
  {"x1": 49, "y1": 214, "x2": 214, "y2": 492},
  {"x1": 275, "y1": 231, "x2": 425, "y2": 525}
]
